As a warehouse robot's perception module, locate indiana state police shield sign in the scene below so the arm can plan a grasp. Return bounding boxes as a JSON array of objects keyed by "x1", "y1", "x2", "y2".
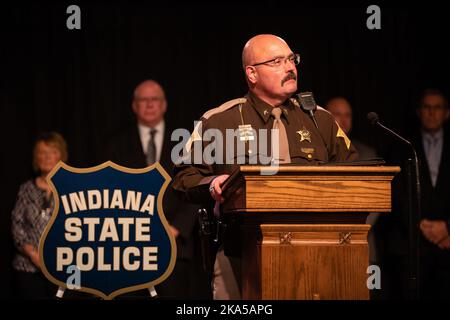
[{"x1": 39, "y1": 161, "x2": 176, "y2": 299}]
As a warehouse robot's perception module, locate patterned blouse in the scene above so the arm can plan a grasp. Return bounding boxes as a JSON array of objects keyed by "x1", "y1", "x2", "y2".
[{"x1": 11, "y1": 179, "x2": 54, "y2": 273}]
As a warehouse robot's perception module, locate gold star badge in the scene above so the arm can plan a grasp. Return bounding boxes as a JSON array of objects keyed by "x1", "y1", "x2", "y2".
[{"x1": 297, "y1": 127, "x2": 311, "y2": 143}]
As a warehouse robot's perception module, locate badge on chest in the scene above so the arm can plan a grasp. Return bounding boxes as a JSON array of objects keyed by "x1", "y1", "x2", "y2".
[{"x1": 297, "y1": 127, "x2": 311, "y2": 143}]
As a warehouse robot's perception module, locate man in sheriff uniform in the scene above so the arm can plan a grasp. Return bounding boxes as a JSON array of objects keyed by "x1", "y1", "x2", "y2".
[{"x1": 172, "y1": 34, "x2": 358, "y2": 299}]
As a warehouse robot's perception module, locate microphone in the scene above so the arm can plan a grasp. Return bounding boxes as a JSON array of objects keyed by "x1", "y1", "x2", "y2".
[
  {"x1": 295, "y1": 91, "x2": 330, "y2": 154},
  {"x1": 367, "y1": 111, "x2": 421, "y2": 299},
  {"x1": 367, "y1": 112, "x2": 414, "y2": 147},
  {"x1": 366, "y1": 111, "x2": 379, "y2": 124},
  {"x1": 296, "y1": 92, "x2": 319, "y2": 129}
]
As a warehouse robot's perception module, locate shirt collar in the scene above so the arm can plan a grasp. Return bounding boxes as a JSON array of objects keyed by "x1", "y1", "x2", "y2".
[
  {"x1": 138, "y1": 120, "x2": 165, "y2": 137},
  {"x1": 422, "y1": 128, "x2": 443, "y2": 142},
  {"x1": 246, "y1": 91, "x2": 292, "y2": 124}
]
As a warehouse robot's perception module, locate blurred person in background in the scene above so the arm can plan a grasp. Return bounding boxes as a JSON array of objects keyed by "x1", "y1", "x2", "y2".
[{"x1": 11, "y1": 132, "x2": 67, "y2": 299}]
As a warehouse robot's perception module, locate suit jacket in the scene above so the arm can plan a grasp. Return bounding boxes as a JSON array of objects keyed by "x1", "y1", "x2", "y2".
[
  {"x1": 415, "y1": 131, "x2": 450, "y2": 222},
  {"x1": 104, "y1": 123, "x2": 198, "y2": 260},
  {"x1": 378, "y1": 128, "x2": 450, "y2": 256}
]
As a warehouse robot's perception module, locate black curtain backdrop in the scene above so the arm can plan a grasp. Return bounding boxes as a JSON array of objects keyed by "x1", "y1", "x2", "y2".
[{"x1": 1, "y1": 2, "x2": 449, "y2": 297}]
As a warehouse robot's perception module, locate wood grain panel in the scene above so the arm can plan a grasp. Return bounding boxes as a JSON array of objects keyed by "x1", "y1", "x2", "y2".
[
  {"x1": 221, "y1": 166, "x2": 398, "y2": 300},
  {"x1": 259, "y1": 224, "x2": 370, "y2": 300}
]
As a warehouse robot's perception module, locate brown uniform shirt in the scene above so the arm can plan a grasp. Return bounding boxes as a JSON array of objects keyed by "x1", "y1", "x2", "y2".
[{"x1": 173, "y1": 92, "x2": 358, "y2": 204}]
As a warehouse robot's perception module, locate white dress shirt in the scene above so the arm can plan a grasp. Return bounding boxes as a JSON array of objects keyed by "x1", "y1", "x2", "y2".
[
  {"x1": 138, "y1": 120, "x2": 165, "y2": 163},
  {"x1": 422, "y1": 128, "x2": 443, "y2": 187}
]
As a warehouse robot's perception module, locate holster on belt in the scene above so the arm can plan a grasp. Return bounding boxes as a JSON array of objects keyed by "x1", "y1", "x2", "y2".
[{"x1": 197, "y1": 208, "x2": 220, "y2": 275}]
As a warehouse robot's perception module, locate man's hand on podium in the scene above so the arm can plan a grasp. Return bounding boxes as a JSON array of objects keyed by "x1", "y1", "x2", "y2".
[{"x1": 209, "y1": 174, "x2": 230, "y2": 203}]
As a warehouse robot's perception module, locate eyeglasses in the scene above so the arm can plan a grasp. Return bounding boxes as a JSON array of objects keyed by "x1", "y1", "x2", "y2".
[
  {"x1": 250, "y1": 53, "x2": 300, "y2": 68},
  {"x1": 135, "y1": 96, "x2": 165, "y2": 103},
  {"x1": 421, "y1": 104, "x2": 446, "y2": 111}
]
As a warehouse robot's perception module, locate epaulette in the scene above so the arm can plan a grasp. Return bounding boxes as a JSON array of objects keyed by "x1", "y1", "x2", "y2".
[
  {"x1": 201, "y1": 97, "x2": 247, "y2": 120},
  {"x1": 185, "y1": 98, "x2": 247, "y2": 152},
  {"x1": 290, "y1": 97, "x2": 300, "y2": 108},
  {"x1": 316, "y1": 105, "x2": 331, "y2": 114}
]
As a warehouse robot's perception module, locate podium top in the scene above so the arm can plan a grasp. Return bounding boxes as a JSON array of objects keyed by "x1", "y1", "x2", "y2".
[
  {"x1": 222, "y1": 164, "x2": 400, "y2": 193},
  {"x1": 222, "y1": 165, "x2": 401, "y2": 213},
  {"x1": 235, "y1": 165, "x2": 401, "y2": 175}
]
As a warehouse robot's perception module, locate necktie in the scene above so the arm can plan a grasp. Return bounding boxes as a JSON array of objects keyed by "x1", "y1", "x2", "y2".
[
  {"x1": 271, "y1": 107, "x2": 291, "y2": 163},
  {"x1": 146, "y1": 128, "x2": 157, "y2": 165},
  {"x1": 426, "y1": 135, "x2": 439, "y2": 187}
]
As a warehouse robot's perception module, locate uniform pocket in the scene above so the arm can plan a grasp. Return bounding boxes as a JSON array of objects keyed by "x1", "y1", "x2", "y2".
[{"x1": 290, "y1": 145, "x2": 329, "y2": 163}]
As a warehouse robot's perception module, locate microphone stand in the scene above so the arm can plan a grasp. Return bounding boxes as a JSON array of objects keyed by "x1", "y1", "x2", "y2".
[
  {"x1": 375, "y1": 121, "x2": 421, "y2": 299},
  {"x1": 406, "y1": 156, "x2": 421, "y2": 300}
]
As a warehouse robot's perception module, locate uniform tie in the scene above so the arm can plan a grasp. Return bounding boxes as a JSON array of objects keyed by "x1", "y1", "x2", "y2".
[
  {"x1": 146, "y1": 128, "x2": 157, "y2": 165},
  {"x1": 271, "y1": 107, "x2": 291, "y2": 163}
]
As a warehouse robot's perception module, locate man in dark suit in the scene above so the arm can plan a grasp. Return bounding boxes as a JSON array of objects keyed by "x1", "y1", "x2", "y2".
[
  {"x1": 105, "y1": 79, "x2": 211, "y2": 299},
  {"x1": 378, "y1": 89, "x2": 450, "y2": 299},
  {"x1": 416, "y1": 89, "x2": 450, "y2": 299}
]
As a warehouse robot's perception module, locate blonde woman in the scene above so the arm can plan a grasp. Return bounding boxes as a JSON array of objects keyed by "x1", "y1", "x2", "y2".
[{"x1": 11, "y1": 132, "x2": 67, "y2": 299}]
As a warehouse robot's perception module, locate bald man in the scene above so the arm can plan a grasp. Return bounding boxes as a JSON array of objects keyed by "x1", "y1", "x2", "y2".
[
  {"x1": 172, "y1": 35, "x2": 358, "y2": 299},
  {"x1": 105, "y1": 80, "x2": 211, "y2": 299}
]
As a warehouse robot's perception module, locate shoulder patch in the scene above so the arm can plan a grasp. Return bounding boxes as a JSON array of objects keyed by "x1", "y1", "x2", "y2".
[
  {"x1": 316, "y1": 105, "x2": 351, "y2": 149},
  {"x1": 185, "y1": 121, "x2": 203, "y2": 153},
  {"x1": 336, "y1": 123, "x2": 351, "y2": 150}
]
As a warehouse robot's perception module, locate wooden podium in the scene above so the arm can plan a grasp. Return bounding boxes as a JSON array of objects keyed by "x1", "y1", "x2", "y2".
[{"x1": 221, "y1": 165, "x2": 400, "y2": 300}]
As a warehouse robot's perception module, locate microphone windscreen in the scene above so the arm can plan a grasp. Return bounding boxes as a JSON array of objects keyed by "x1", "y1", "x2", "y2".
[{"x1": 367, "y1": 112, "x2": 379, "y2": 125}]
